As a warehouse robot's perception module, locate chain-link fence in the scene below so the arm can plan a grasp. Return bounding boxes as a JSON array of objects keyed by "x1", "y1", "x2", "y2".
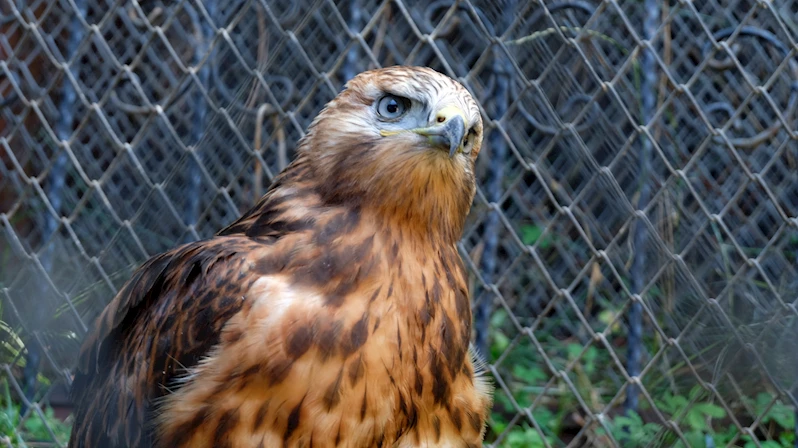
[{"x1": 2, "y1": 0, "x2": 798, "y2": 446}]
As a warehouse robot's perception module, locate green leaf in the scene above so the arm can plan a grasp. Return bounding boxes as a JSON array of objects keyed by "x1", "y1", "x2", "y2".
[
  {"x1": 681, "y1": 430, "x2": 706, "y2": 448},
  {"x1": 532, "y1": 407, "x2": 556, "y2": 431},
  {"x1": 512, "y1": 365, "x2": 547, "y2": 384},
  {"x1": 686, "y1": 410, "x2": 707, "y2": 432},
  {"x1": 694, "y1": 403, "x2": 726, "y2": 419},
  {"x1": 566, "y1": 343, "x2": 582, "y2": 360},
  {"x1": 655, "y1": 392, "x2": 688, "y2": 415},
  {"x1": 492, "y1": 331, "x2": 510, "y2": 355},
  {"x1": 758, "y1": 396, "x2": 795, "y2": 430},
  {"x1": 759, "y1": 441, "x2": 785, "y2": 448},
  {"x1": 505, "y1": 426, "x2": 549, "y2": 448},
  {"x1": 490, "y1": 309, "x2": 508, "y2": 328},
  {"x1": 521, "y1": 225, "x2": 543, "y2": 246},
  {"x1": 582, "y1": 346, "x2": 599, "y2": 375}
]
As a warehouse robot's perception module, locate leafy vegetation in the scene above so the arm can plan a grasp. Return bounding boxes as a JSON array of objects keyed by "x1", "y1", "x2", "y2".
[
  {"x1": 0, "y1": 264, "x2": 72, "y2": 447},
  {"x1": 486, "y1": 301, "x2": 796, "y2": 447},
  {"x1": 478, "y1": 216, "x2": 798, "y2": 447},
  {"x1": 0, "y1": 379, "x2": 71, "y2": 446}
]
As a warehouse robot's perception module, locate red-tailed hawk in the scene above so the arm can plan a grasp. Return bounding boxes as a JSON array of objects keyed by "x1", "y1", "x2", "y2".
[{"x1": 68, "y1": 65, "x2": 493, "y2": 448}]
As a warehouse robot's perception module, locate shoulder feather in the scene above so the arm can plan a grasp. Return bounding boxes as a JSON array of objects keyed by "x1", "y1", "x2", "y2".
[{"x1": 69, "y1": 236, "x2": 264, "y2": 448}]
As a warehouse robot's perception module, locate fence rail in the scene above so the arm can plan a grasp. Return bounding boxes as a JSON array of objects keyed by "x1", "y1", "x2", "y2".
[{"x1": 2, "y1": 0, "x2": 798, "y2": 446}]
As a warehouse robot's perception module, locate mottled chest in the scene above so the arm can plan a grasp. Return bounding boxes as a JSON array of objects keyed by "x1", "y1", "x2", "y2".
[{"x1": 156, "y1": 242, "x2": 490, "y2": 448}]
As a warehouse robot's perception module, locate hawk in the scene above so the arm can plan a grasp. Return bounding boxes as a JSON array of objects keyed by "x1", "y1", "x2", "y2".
[{"x1": 68, "y1": 66, "x2": 493, "y2": 448}]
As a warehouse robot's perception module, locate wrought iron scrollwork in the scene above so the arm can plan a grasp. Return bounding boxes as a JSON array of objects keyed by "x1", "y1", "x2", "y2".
[{"x1": 702, "y1": 26, "x2": 798, "y2": 149}]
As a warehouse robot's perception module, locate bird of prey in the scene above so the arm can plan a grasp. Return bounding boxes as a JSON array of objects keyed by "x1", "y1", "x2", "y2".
[{"x1": 68, "y1": 66, "x2": 493, "y2": 448}]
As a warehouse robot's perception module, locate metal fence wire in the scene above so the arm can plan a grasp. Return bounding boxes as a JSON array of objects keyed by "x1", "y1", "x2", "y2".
[{"x1": 2, "y1": 0, "x2": 798, "y2": 446}]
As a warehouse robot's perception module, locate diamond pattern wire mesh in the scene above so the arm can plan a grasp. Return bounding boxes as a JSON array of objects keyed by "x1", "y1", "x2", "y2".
[{"x1": 2, "y1": 0, "x2": 798, "y2": 446}]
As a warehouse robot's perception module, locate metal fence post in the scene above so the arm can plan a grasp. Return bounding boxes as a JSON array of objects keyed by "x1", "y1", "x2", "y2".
[
  {"x1": 342, "y1": 0, "x2": 362, "y2": 84},
  {"x1": 624, "y1": 0, "x2": 658, "y2": 415},
  {"x1": 184, "y1": 0, "x2": 216, "y2": 242}
]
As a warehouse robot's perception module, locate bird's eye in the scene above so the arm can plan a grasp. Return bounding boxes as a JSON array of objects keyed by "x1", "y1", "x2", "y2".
[{"x1": 376, "y1": 95, "x2": 410, "y2": 120}]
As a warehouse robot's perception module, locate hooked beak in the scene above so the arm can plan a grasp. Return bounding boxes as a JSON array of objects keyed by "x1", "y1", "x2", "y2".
[{"x1": 413, "y1": 105, "x2": 467, "y2": 158}]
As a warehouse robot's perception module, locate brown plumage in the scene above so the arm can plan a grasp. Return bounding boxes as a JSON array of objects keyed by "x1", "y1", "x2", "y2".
[{"x1": 68, "y1": 66, "x2": 493, "y2": 448}]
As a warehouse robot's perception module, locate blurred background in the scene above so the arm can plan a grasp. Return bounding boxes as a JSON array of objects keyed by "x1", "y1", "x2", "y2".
[{"x1": 2, "y1": 0, "x2": 798, "y2": 446}]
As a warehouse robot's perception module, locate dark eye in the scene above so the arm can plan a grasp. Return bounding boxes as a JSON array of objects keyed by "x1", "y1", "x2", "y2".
[{"x1": 376, "y1": 95, "x2": 409, "y2": 119}]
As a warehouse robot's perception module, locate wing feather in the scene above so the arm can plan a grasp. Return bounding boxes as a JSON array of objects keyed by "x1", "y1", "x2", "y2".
[
  {"x1": 69, "y1": 236, "x2": 264, "y2": 448},
  {"x1": 69, "y1": 160, "x2": 315, "y2": 448}
]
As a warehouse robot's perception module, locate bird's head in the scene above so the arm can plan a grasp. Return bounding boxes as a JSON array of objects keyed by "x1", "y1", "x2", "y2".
[{"x1": 301, "y1": 66, "x2": 483, "y2": 242}]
